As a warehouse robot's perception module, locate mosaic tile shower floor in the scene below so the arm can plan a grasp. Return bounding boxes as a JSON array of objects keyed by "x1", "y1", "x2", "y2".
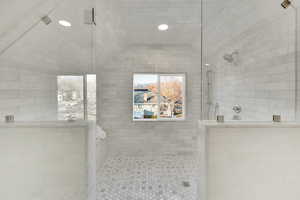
[{"x1": 97, "y1": 155, "x2": 200, "y2": 200}]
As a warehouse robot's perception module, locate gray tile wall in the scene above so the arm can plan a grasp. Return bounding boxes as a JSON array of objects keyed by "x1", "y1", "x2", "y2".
[
  {"x1": 0, "y1": 66, "x2": 57, "y2": 121},
  {"x1": 0, "y1": 0, "x2": 124, "y2": 122},
  {"x1": 97, "y1": 45, "x2": 201, "y2": 155},
  {"x1": 203, "y1": 4, "x2": 297, "y2": 121}
]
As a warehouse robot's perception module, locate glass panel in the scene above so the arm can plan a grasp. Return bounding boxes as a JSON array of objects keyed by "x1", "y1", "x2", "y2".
[
  {"x1": 133, "y1": 104, "x2": 158, "y2": 120},
  {"x1": 0, "y1": 0, "x2": 94, "y2": 121},
  {"x1": 57, "y1": 76, "x2": 84, "y2": 120},
  {"x1": 87, "y1": 74, "x2": 97, "y2": 121},
  {"x1": 160, "y1": 75, "x2": 184, "y2": 119},
  {"x1": 133, "y1": 74, "x2": 185, "y2": 120},
  {"x1": 133, "y1": 74, "x2": 158, "y2": 104},
  {"x1": 202, "y1": 1, "x2": 297, "y2": 121},
  {"x1": 133, "y1": 74, "x2": 158, "y2": 120}
]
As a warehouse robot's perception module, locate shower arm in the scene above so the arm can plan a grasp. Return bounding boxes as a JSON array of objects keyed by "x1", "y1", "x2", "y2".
[{"x1": 281, "y1": 0, "x2": 299, "y2": 9}]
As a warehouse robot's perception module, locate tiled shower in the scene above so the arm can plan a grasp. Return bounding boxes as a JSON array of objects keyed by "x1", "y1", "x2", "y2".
[
  {"x1": 0, "y1": 0, "x2": 300, "y2": 200},
  {"x1": 97, "y1": 155, "x2": 200, "y2": 200},
  {"x1": 202, "y1": 0, "x2": 300, "y2": 121}
]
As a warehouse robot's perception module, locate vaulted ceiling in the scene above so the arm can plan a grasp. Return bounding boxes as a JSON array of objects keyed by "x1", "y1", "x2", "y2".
[
  {"x1": 0, "y1": 0, "x2": 297, "y2": 73},
  {"x1": 113, "y1": 0, "x2": 202, "y2": 45},
  {"x1": 0, "y1": 0, "x2": 98, "y2": 74},
  {"x1": 0, "y1": 0, "x2": 203, "y2": 74}
]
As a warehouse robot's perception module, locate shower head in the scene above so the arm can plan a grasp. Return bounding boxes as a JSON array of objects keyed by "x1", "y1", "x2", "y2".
[
  {"x1": 281, "y1": 0, "x2": 292, "y2": 9},
  {"x1": 223, "y1": 50, "x2": 238, "y2": 63},
  {"x1": 223, "y1": 54, "x2": 234, "y2": 63},
  {"x1": 41, "y1": 15, "x2": 52, "y2": 25}
]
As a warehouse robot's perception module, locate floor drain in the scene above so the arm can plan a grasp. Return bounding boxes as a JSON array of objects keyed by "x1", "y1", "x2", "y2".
[{"x1": 182, "y1": 181, "x2": 190, "y2": 187}]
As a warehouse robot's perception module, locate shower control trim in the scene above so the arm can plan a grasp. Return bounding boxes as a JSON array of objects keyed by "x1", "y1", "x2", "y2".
[{"x1": 233, "y1": 105, "x2": 242, "y2": 114}]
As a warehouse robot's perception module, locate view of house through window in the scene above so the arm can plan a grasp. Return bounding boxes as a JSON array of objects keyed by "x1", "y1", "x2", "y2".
[
  {"x1": 133, "y1": 74, "x2": 185, "y2": 120},
  {"x1": 57, "y1": 75, "x2": 96, "y2": 121}
]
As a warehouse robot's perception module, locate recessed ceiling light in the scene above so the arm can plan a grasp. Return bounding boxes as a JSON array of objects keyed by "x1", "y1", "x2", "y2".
[
  {"x1": 59, "y1": 20, "x2": 71, "y2": 27},
  {"x1": 205, "y1": 63, "x2": 210, "y2": 66},
  {"x1": 158, "y1": 24, "x2": 168, "y2": 31}
]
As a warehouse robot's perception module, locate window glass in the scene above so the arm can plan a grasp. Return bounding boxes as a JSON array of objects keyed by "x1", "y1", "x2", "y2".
[
  {"x1": 57, "y1": 76, "x2": 84, "y2": 120},
  {"x1": 87, "y1": 74, "x2": 97, "y2": 121},
  {"x1": 133, "y1": 74, "x2": 185, "y2": 121},
  {"x1": 133, "y1": 74, "x2": 158, "y2": 119},
  {"x1": 160, "y1": 75, "x2": 184, "y2": 119}
]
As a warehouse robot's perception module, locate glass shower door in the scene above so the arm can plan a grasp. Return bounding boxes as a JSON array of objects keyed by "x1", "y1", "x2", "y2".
[
  {"x1": 0, "y1": 0, "x2": 95, "y2": 121},
  {"x1": 202, "y1": 0, "x2": 297, "y2": 121}
]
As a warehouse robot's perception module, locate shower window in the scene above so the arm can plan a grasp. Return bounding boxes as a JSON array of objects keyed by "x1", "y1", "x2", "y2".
[
  {"x1": 133, "y1": 73, "x2": 185, "y2": 121},
  {"x1": 86, "y1": 74, "x2": 97, "y2": 121},
  {"x1": 57, "y1": 75, "x2": 96, "y2": 121}
]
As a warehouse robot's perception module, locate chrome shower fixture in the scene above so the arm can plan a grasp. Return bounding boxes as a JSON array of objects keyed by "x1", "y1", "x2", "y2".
[
  {"x1": 84, "y1": 8, "x2": 96, "y2": 25},
  {"x1": 233, "y1": 105, "x2": 242, "y2": 114},
  {"x1": 41, "y1": 15, "x2": 52, "y2": 25},
  {"x1": 281, "y1": 0, "x2": 292, "y2": 9},
  {"x1": 223, "y1": 54, "x2": 234, "y2": 63}
]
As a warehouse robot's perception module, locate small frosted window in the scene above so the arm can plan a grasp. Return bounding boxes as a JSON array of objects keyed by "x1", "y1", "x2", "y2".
[
  {"x1": 57, "y1": 76, "x2": 84, "y2": 120},
  {"x1": 87, "y1": 74, "x2": 97, "y2": 121},
  {"x1": 57, "y1": 75, "x2": 96, "y2": 121}
]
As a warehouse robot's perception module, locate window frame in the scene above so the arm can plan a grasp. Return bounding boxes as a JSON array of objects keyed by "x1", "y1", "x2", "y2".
[
  {"x1": 57, "y1": 74, "x2": 96, "y2": 121},
  {"x1": 132, "y1": 73, "x2": 186, "y2": 121}
]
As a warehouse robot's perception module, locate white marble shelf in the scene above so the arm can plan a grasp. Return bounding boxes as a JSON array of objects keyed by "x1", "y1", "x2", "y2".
[
  {"x1": 0, "y1": 120, "x2": 89, "y2": 128},
  {"x1": 199, "y1": 120, "x2": 300, "y2": 128}
]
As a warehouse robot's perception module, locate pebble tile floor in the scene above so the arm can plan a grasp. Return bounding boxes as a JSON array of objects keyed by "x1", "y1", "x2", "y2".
[{"x1": 97, "y1": 155, "x2": 200, "y2": 200}]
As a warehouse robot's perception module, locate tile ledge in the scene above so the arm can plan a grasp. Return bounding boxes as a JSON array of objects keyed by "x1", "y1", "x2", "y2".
[
  {"x1": 0, "y1": 120, "x2": 89, "y2": 128},
  {"x1": 199, "y1": 120, "x2": 300, "y2": 128}
]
